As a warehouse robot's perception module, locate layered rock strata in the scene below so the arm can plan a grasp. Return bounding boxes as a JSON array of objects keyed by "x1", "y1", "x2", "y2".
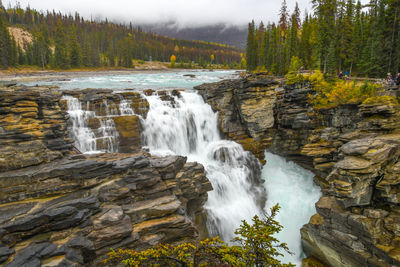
[
  {"x1": 195, "y1": 74, "x2": 280, "y2": 164},
  {"x1": 197, "y1": 75, "x2": 400, "y2": 267},
  {"x1": 0, "y1": 86, "x2": 73, "y2": 172},
  {"x1": 0, "y1": 86, "x2": 212, "y2": 266},
  {"x1": 0, "y1": 153, "x2": 212, "y2": 266}
]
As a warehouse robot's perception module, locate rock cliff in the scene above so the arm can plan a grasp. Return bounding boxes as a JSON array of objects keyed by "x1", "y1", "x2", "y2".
[
  {"x1": 0, "y1": 86, "x2": 212, "y2": 266},
  {"x1": 195, "y1": 74, "x2": 279, "y2": 164},
  {"x1": 197, "y1": 74, "x2": 400, "y2": 267},
  {"x1": 0, "y1": 86, "x2": 73, "y2": 172}
]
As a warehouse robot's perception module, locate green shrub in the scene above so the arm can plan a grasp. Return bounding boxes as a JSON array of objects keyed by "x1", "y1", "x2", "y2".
[
  {"x1": 105, "y1": 205, "x2": 293, "y2": 267},
  {"x1": 285, "y1": 56, "x2": 304, "y2": 85}
]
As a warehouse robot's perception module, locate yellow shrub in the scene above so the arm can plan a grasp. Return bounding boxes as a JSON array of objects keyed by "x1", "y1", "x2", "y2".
[
  {"x1": 307, "y1": 73, "x2": 379, "y2": 109},
  {"x1": 362, "y1": 95, "x2": 399, "y2": 105}
]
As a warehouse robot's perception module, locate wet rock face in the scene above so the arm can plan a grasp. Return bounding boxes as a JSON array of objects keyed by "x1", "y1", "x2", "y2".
[
  {"x1": 0, "y1": 153, "x2": 212, "y2": 266},
  {"x1": 198, "y1": 75, "x2": 400, "y2": 267},
  {"x1": 195, "y1": 76, "x2": 279, "y2": 164},
  {"x1": 0, "y1": 87, "x2": 212, "y2": 266},
  {"x1": 0, "y1": 86, "x2": 73, "y2": 171}
]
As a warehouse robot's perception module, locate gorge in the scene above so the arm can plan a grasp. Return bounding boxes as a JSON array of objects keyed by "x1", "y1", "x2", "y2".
[{"x1": 0, "y1": 70, "x2": 399, "y2": 266}]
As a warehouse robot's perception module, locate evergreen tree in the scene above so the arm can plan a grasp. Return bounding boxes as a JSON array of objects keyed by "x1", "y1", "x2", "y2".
[
  {"x1": 10, "y1": 35, "x2": 17, "y2": 66},
  {"x1": 17, "y1": 44, "x2": 26, "y2": 65},
  {"x1": 54, "y1": 19, "x2": 69, "y2": 69},
  {"x1": 69, "y1": 26, "x2": 82, "y2": 68},
  {"x1": 246, "y1": 20, "x2": 257, "y2": 71},
  {"x1": 279, "y1": 0, "x2": 289, "y2": 31},
  {"x1": 288, "y1": 13, "x2": 299, "y2": 61},
  {"x1": 0, "y1": 15, "x2": 11, "y2": 68},
  {"x1": 326, "y1": 41, "x2": 336, "y2": 74}
]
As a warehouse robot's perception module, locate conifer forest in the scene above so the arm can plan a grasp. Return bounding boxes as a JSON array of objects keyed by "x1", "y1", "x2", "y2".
[
  {"x1": 246, "y1": 0, "x2": 400, "y2": 77},
  {"x1": 0, "y1": 2, "x2": 243, "y2": 69}
]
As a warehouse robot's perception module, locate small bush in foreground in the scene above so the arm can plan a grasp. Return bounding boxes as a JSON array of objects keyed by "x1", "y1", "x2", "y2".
[{"x1": 105, "y1": 204, "x2": 293, "y2": 267}]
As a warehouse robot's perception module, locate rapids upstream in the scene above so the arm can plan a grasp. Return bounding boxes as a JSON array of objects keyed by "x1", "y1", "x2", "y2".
[{"x1": 56, "y1": 71, "x2": 321, "y2": 264}]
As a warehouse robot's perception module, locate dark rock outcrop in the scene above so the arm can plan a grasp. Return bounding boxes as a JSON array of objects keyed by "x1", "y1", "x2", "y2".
[
  {"x1": 198, "y1": 74, "x2": 400, "y2": 267},
  {"x1": 0, "y1": 153, "x2": 212, "y2": 266},
  {"x1": 0, "y1": 86, "x2": 212, "y2": 266}
]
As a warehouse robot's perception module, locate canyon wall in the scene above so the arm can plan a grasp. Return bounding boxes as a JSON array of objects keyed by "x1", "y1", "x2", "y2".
[
  {"x1": 0, "y1": 86, "x2": 212, "y2": 266},
  {"x1": 196, "y1": 75, "x2": 400, "y2": 267}
]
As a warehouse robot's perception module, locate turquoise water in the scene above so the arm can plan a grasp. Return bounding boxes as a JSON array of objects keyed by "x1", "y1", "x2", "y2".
[
  {"x1": 19, "y1": 70, "x2": 239, "y2": 90},
  {"x1": 262, "y1": 152, "x2": 321, "y2": 266}
]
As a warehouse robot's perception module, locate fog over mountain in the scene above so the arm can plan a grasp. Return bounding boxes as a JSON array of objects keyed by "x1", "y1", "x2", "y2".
[
  {"x1": 11, "y1": 0, "x2": 311, "y2": 27},
  {"x1": 140, "y1": 23, "x2": 248, "y2": 49},
  {"x1": 8, "y1": 0, "x2": 368, "y2": 48}
]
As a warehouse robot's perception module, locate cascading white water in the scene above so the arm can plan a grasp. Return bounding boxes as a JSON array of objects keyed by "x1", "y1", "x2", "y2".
[
  {"x1": 141, "y1": 91, "x2": 265, "y2": 241},
  {"x1": 262, "y1": 152, "x2": 322, "y2": 266},
  {"x1": 97, "y1": 119, "x2": 119, "y2": 152},
  {"x1": 63, "y1": 95, "x2": 134, "y2": 153},
  {"x1": 63, "y1": 95, "x2": 98, "y2": 153},
  {"x1": 119, "y1": 99, "x2": 135, "y2": 115}
]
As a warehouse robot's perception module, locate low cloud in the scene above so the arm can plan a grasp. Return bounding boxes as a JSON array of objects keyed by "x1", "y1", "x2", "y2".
[{"x1": 9, "y1": 0, "x2": 313, "y2": 27}]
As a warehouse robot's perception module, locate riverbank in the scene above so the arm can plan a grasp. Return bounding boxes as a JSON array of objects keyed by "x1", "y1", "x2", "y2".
[
  {"x1": 0, "y1": 64, "x2": 242, "y2": 83},
  {"x1": 0, "y1": 67, "x2": 173, "y2": 83}
]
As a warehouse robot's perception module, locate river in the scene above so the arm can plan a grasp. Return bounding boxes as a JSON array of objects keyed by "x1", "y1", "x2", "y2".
[{"x1": 23, "y1": 70, "x2": 321, "y2": 265}]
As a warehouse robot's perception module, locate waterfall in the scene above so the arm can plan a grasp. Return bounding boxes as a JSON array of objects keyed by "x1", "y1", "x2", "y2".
[
  {"x1": 63, "y1": 87, "x2": 321, "y2": 262},
  {"x1": 62, "y1": 95, "x2": 127, "y2": 153},
  {"x1": 262, "y1": 152, "x2": 321, "y2": 266},
  {"x1": 119, "y1": 99, "x2": 135, "y2": 115},
  {"x1": 141, "y1": 91, "x2": 265, "y2": 241},
  {"x1": 63, "y1": 95, "x2": 98, "y2": 153}
]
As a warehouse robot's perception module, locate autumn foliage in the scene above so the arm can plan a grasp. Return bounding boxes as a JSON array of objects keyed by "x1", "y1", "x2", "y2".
[{"x1": 306, "y1": 71, "x2": 379, "y2": 109}]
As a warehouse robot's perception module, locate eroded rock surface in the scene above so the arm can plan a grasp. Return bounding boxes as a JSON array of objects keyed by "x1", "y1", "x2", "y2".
[
  {"x1": 0, "y1": 153, "x2": 212, "y2": 266},
  {"x1": 0, "y1": 87, "x2": 212, "y2": 266},
  {"x1": 0, "y1": 86, "x2": 73, "y2": 171}
]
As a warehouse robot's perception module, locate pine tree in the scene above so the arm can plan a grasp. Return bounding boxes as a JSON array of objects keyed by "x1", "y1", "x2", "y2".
[
  {"x1": 17, "y1": 44, "x2": 25, "y2": 65},
  {"x1": 350, "y1": 0, "x2": 363, "y2": 75},
  {"x1": 326, "y1": 41, "x2": 336, "y2": 74},
  {"x1": 69, "y1": 26, "x2": 82, "y2": 68},
  {"x1": 279, "y1": 0, "x2": 289, "y2": 32},
  {"x1": 10, "y1": 35, "x2": 17, "y2": 66},
  {"x1": 246, "y1": 20, "x2": 257, "y2": 71},
  {"x1": 0, "y1": 15, "x2": 10, "y2": 68},
  {"x1": 54, "y1": 19, "x2": 69, "y2": 69},
  {"x1": 294, "y1": 2, "x2": 301, "y2": 28},
  {"x1": 312, "y1": 0, "x2": 337, "y2": 72},
  {"x1": 288, "y1": 13, "x2": 299, "y2": 61}
]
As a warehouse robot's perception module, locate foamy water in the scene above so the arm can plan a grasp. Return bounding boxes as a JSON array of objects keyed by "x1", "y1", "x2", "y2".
[
  {"x1": 20, "y1": 70, "x2": 238, "y2": 90},
  {"x1": 262, "y1": 152, "x2": 321, "y2": 265}
]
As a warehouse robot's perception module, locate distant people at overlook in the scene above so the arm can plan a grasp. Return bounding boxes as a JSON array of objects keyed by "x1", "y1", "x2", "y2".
[
  {"x1": 386, "y1": 73, "x2": 395, "y2": 86},
  {"x1": 396, "y1": 73, "x2": 400, "y2": 86}
]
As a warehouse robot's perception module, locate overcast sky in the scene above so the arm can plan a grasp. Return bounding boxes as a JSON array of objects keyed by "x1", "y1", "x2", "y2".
[{"x1": 8, "y1": 0, "x2": 315, "y2": 28}]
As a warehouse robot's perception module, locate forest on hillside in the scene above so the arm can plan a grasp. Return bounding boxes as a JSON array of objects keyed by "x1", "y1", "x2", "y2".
[
  {"x1": 0, "y1": 2, "x2": 243, "y2": 69},
  {"x1": 246, "y1": 0, "x2": 400, "y2": 78}
]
